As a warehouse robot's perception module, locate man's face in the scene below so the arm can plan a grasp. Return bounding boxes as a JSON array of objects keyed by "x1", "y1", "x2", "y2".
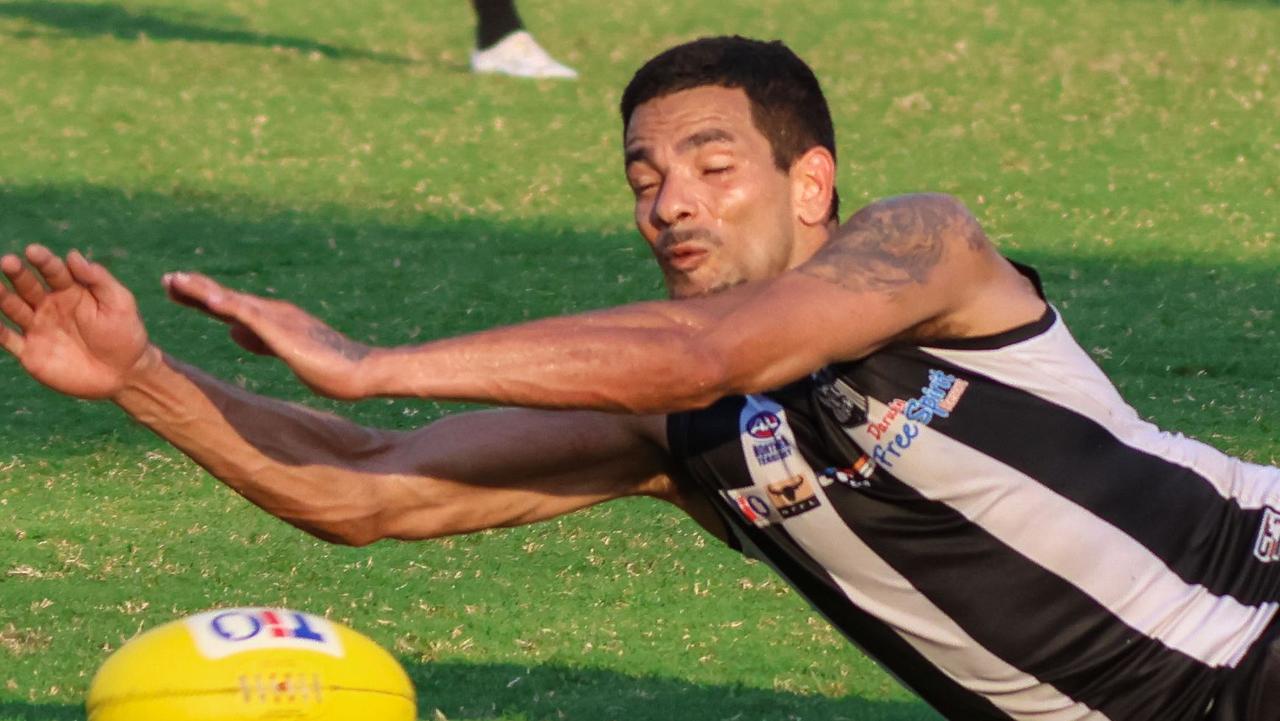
[{"x1": 624, "y1": 86, "x2": 798, "y2": 299}]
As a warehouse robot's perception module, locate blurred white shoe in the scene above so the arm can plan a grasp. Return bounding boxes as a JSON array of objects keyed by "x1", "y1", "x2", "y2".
[{"x1": 470, "y1": 31, "x2": 578, "y2": 79}]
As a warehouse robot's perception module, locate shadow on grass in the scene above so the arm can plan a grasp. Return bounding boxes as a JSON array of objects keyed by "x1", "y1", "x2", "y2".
[
  {"x1": 406, "y1": 659, "x2": 937, "y2": 721},
  {"x1": 0, "y1": 659, "x2": 937, "y2": 721},
  {"x1": 0, "y1": 1, "x2": 409, "y2": 63},
  {"x1": 0, "y1": 703, "x2": 81, "y2": 721}
]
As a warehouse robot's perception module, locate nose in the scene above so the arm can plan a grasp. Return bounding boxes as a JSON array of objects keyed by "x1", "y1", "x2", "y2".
[{"x1": 651, "y1": 175, "x2": 696, "y2": 229}]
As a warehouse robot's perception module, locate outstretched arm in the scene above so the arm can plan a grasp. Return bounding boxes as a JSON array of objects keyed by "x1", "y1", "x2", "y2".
[
  {"x1": 115, "y1": 356, "x2": 681, "y2": 546},
  {"x1": 0, "y1": 247, "x2": 701, "y2": 546},
  {"x1": 165, "y1": 193, "x2": 1045, "y2": 413}
]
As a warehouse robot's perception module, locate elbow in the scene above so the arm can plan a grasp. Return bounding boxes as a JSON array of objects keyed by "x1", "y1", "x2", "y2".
[
  {"x1": 338, "y1": 531, "x2": 382, "y2": 548},
  {"x1": 330, "y1": 475, "x2": 461, "y2": 545},
  {"x1": 300, "y1": 512, "x2": 387, "y2": 548},
  {"x1": 278, "y1": 479, "x2": 393, "y2": 548},
  {"x1": 330, "y1": 514, "x2": 389, "y2": 547}
]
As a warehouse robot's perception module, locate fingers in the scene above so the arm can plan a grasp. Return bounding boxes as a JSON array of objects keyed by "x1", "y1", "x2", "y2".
[
  {"x1": 162, "y1": 271, "x2": 253, "y2": 323},
  {"x1": 165, "y1": 273, "x2": 280, "y2": 356},
  {"x1": 0, "y1": 282, "x2": 34, "y2": 330},
  {"x1": 162, "y1": 271, "x2": 220, "y2": 317},
  {"x1": 0, "y1": 320, "x2": 24, "y2": 358},
  {"x1": 26, "y1": 245, "x2": 75, "y2": 292},
  {"x1": 0, "y1": 246, "x2": 129, "y2": 355},
  {"x1": 1, "y1": 251, "x2": 46, "y2": 308},
  {"x1": 2, "y1": 245, "x2": 111, "y2": 314},
  {"x1": 1, "y1": 252, "x2": 37, "y2": 332}
]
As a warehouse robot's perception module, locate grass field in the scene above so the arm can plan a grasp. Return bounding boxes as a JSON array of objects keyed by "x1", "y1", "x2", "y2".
[{"x1": 0, "y1": 0, "x2": 1277, "y2": 719}]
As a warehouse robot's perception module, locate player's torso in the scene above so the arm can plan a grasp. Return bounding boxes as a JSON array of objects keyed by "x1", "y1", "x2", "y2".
[{"x1": 668, "y1": 307, "x2": 1280, "y2": 721}]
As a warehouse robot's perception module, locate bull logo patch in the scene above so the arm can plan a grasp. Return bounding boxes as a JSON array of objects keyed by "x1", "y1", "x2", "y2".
[{"x1": 766, "y1": 475, "x2": 821, "y2": 518}]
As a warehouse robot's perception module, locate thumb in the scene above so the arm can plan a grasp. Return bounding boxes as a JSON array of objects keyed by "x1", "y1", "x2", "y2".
[{"x1": 67, "y1": 251, "x2": 135, "y2": 311}]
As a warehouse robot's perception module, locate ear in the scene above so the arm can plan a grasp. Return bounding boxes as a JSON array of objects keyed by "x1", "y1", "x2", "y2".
[{"x1": 789, "y1": 146, "x2": 836, "y2": 227}]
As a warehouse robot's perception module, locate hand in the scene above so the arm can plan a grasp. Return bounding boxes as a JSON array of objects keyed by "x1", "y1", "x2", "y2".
[
  {"x1": 0, "y1": 246, "x2": 154, "y2": 400},
  {"x1": 162, "y1": 271, "x2": 374, "y2": 400}
]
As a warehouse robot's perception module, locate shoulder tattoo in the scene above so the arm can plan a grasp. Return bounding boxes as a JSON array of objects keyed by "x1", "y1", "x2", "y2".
[{"x1": 798, "y1": 194, "x2": 986, "y2": 294}]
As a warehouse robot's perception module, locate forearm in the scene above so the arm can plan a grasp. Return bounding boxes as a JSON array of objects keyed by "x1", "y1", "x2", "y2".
[
  {"x1": 363, "y1": 301, "x2": 732, "y2": 413},
  {"x1": 110, "y1": 347, "x2": 673, "y2": 545},
  {"x1": 112, "y1": 347, "x2": 398, "y2": 545}
]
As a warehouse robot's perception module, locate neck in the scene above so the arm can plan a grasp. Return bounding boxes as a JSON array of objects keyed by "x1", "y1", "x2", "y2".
[{"x1": 787, "y1": 218, "x2": 839, "y2": 270}]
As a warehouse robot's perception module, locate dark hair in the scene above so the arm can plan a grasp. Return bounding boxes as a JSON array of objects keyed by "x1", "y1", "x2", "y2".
[{"x1": 621, "y1": 36, "x2": 839, "y2": 222}]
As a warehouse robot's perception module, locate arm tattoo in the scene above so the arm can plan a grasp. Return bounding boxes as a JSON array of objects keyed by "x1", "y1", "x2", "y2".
[
  {"x1": 798, "y1": 194, "x2": 986, "y2": 294},
  {"x1": 308, "y1": 323, "x2": 371, "y2": 361}
]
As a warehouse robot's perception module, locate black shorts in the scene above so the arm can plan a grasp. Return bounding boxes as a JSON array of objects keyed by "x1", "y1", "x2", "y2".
[{"x1": 1210, "y1": 621, "x2": 1280, "y2": 721}]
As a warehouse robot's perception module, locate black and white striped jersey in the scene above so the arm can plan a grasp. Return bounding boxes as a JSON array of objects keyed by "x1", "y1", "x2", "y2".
[{"x1": 667, "y1": 295, "x2": 1280, "y2": 721}]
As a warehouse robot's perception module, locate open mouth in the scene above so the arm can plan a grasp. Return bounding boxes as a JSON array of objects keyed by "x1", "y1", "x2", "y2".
[{"x1": 666, "y1": 245, "x2": 709, "y2": 272}]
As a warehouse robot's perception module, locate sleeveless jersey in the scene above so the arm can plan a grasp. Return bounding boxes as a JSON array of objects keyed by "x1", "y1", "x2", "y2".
[{"x1": 667, "y1": 283, "x2": 1280, "y2": 721}]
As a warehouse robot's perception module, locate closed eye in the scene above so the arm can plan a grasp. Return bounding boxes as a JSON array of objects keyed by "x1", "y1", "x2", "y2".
[{"x1": 626, "y1": 169, "x2": 659, "y2": 196}]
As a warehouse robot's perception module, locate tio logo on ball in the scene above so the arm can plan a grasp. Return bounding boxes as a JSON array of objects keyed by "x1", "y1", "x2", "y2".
[
  {"x1": 210, "y1": 609, "x2": 327, "y2": 643},
  {"x1": 187, "y1": 607, "x2": 346, "y2": 660}
]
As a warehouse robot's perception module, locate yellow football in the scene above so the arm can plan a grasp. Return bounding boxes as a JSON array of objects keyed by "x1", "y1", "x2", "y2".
[{"x1": 87, "y1": 607, "x2": 416, "y2": 721}]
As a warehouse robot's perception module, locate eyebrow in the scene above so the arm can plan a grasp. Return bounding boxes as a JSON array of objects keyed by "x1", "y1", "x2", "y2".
[
  {"x1": 678, "y1": 128, "x2": 735, "y2": 153},
  {"x1": 624, "y1": 128, "x2": 737, "y2": 167}
]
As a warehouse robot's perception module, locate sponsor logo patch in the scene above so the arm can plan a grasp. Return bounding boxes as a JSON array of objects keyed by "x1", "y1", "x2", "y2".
[
  {"x1": 766, "y1": 475, "x2": 821, "y2": 518},
  {"x1": 872, "y1": 421, "x2": 920, "y2": 470},
  {"x1": 746, "y1": 411, "x2": 782, "y2": 439},
  {"x1": 817, "y1": 456, "x2": 875, "y2": 490},
  {"x1": 870, "y1": 369, "x2": 969, "y2": 469},
  {"x1": 741, "y1": 407, "x2": 795, "y2": 465},
  {"x1": 187, "y1": 608, "x2": 344, "y2": 660},
  {"x1": 867, "y1": 399, "x2": 907, "y2": 440},
  {"x1": 1254, "y1": 508, "x2": 1280, "y2": 563},
  {"x1": 721, "y1": 488, "x2": 777, "y2": 528},
  {"x1": 813, "y1": 369, "x2": 869, "y2": 427},
  {"x1": 904, "y1": 370, "x2": 969, "y2": 425}
]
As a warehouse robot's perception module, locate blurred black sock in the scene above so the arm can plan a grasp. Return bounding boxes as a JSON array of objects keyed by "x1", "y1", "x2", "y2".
[{"x1": 472, "y1": 0, "x2": 524, "y2": 50}]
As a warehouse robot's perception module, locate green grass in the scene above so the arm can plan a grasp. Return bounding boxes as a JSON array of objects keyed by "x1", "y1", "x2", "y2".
[{"x1": 0, "y1": 0, "x2": 1277, "y2": 719}]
